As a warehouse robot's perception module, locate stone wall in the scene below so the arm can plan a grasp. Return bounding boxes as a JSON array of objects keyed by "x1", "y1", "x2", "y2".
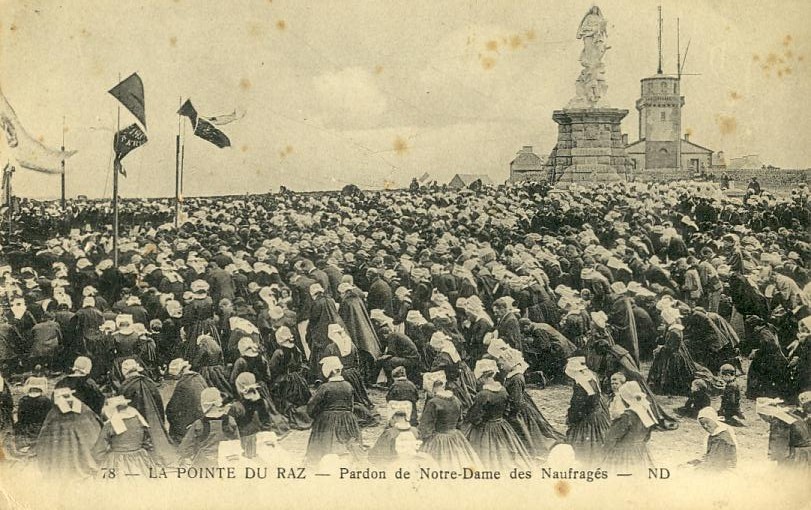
[
  {"x1": 722, "y1": 169, "x2": 809, "y2": 190},
  {"x1": 632, "y1": 168, "x2": 809, "y2": 190},
  {"x1": 633, "y1": 168, "x2": 692, "y2": 182}
]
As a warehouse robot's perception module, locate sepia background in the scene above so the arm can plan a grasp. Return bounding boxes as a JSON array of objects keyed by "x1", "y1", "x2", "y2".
[{"x1": 0, "y1": 0, "x2": 809, "y2": 198}]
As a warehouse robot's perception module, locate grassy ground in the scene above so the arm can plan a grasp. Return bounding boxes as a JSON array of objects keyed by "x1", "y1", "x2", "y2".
[
  {"x1": 228, "y1": 360, "x2": 771, "y2": 468},
  {"x1": 2, "y1": 360, "x2": 771, "y2": 471}
]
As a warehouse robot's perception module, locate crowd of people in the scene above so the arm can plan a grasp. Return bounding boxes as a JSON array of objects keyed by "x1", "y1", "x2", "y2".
[{"x1": 0, "y1": 178, "x2": 809, "y2": 479}]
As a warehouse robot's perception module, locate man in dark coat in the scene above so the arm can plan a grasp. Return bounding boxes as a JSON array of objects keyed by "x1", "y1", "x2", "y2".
[
  {"x1": 207, "y1": 261, "x2": 236, "y2": 308},
  {"x1": 493, "y1": 296, "x2": 524, "y2": 353},
  {"x1": 323, "y1": 258, "x2": 344, "y2": 299},
  {"x1": 376, "y1": 317, "x2": 421, "y2": 384},
  {"x1": 367, "y1": 269, "x2": 393, "y2": 316},
  {"x1": 290, "y1": 272, "x2": 317, "y2": 356},
  {"x1": 306, "y1": 283, "x2": 345, "y2": 379}
]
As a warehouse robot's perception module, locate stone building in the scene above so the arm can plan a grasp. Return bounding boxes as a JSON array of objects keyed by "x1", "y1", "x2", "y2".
[
  {"x1": 625, "y1": 72, "x2": 725, "y2": 178},
  {"x1": 509, "y1": 146, "x2": 546, "y2": 182}
]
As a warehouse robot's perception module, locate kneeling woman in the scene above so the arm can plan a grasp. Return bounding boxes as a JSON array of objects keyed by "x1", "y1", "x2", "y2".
[
  {"x1": 565, "y1": 357, "x2": 611, "y2": 465},
  {"x1": 92, "y1": 395, "x2": 157, "y2": 476},
  {"x1": 601, "y1": 381, "x2": 656, "y2": 472},
  {"x1": 304, "y1": 356, "x2": 363, "y2": 466},
  {"x1": 499, "y1": 349, "x2": 565, "y2": 459},
  {"x1": 418, "y1": 371, "x2": 481, "y2": 470},
  {"x1": 464, "y1": 359, "x2": 534, "y2": 470}
]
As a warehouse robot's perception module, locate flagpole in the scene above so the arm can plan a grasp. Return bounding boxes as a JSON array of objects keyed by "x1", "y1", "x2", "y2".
[
  {"x1": 113, "y1": 74, "x2": 121, "y2": 268},
  {"x1": 180, "y1": 120, "x2": 186, "y2": 197},
  {"x1": 61, "y1": 116, "x2": 66, "y2": 209},
  {"x1": 175, "y1": 97, "x2": 182, "y2": 228}
]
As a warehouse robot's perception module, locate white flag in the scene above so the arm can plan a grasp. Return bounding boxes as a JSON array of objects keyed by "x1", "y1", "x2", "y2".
[{"x1": 0, "y1": 85, "x2": 76, "y2": 174}]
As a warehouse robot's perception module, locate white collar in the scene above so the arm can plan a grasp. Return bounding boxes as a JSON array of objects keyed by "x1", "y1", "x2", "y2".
[{"x1": 482, "y1": 381, "x2": 503, "y2": 392}]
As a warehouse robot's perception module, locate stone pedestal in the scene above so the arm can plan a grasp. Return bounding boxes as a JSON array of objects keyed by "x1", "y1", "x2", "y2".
[{"x1": 547, "y1": 108, "x2": 630, "y2": 184}]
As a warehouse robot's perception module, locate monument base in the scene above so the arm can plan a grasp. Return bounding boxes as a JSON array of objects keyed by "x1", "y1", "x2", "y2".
[{"x1": 546, "y1": 108, "x2": 630, "y2": 184}]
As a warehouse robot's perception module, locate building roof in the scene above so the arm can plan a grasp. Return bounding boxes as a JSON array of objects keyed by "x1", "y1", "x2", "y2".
[
  {"x1": 681, "y1": 139, "x2": 713, "y2": 154},
  {"x1": 510, "y1": 146, "x2": 545, "y2": 170},
  {"x1": 449, "y1": 174, "x2": 495, "y2": 186},
  {"x1": 624, "y1": 138, "x2": 714, "y2": 155},
  {"x1": 728, "y1": 155, "x2": 764, "y2": 170}
]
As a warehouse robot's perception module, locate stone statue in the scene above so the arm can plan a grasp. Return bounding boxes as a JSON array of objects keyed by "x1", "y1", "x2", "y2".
[{"x1": 568, "y1": 6, "x2": 610, "y2": 108}]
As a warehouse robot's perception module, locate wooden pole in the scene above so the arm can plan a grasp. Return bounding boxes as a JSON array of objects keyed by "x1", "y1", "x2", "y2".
[
  {"x1": 61, "y1": 116, "x2": 66, "y2": 209},
  {"x1": 113, "y1": 74, "x2": 121, "y2": 268},
  {"x1": 180, "y1": 120, "x2": 186, "y2": 197},
  {"x1": 175, "y1": 97, "x2": 182, "y2": 228},
  {"x1": 676, "y1": 18, "x2": 682, "y2": 175}
]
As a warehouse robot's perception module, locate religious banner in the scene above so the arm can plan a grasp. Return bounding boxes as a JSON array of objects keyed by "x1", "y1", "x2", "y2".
[
  {"x1": 113, "y1": 122, "x2": 148, "y2": 176},
  {"x1": 108, "y1": 73, "x2": 146, "y2": 128}
]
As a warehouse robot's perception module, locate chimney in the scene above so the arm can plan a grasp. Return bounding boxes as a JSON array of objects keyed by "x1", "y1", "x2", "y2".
[
  {"x1": 621, "y1": 134, "x2": 628, "y2": 146},
  {"x1": 684, "y1": 133, "x2": 690, "y2": 142},
  {"x1": 522, "y1": 145, "x2": 533, "y2": 152}
]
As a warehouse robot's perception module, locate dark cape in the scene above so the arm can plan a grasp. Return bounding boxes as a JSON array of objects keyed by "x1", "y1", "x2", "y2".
[
  {"x1": 35, "y1": 403, "x2": 102, "y2": 478},
  {"x1": 55, "y1": 374, "x2": 106, "y2": 417},
  {"x1": 268, "y1": 346, "x2": 312, "y2": 429},
  {"x1": 504, "y1": 372, "x2": 565, "y2": 457},
  {"x1": 608, "y1": 296, "x2": 641, "y2": 366},
  {"x1": 120, "y1": 373, "x2": 176, "y2": 465},
  {"x1": 603, "y1": 343, "x2": 679, "y2": 430},
  {"x1": 165, "y1": 371, "x2": 207, "y2": 443},
  {"x1": 339, "y1": 289, "x2": 382, "y2": 359},
  {"x1": 307, "y1": 295, "x2": 345, "y2": 377}
]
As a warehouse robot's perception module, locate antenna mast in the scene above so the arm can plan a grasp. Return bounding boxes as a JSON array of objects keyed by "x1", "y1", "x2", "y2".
[
  {"x1": 657, "y1": 6, "x2": 663, "y2": 74},
  {"x1": 677, "y1": 18, "x2": 681, "y2": 78}
]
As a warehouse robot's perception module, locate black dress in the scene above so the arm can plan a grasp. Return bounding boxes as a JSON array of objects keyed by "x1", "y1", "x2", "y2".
[
  {"x1": 322, "y1": 343, "x2": 378, "y2": 427},
  {"x1": 566, "y1": 380, "x2": 610, "y2": 464},
  {"x1": 193, "y1": 334, "x2": 233, "y2": 401},
  {"x1": 181, "y1": 297, "x2": 222, "y2": 361},
  {"x1": 418, "y1": 392, "x2": 480, "y2": 470},
  {"x1": 304, "y1": 378, "x2": 362, "y2": 466},
  {"x1": 14, "y1": 395, "x2": 52, "y2": 450},
  {"x1": 230, "y1": 355, "x2": 291, "y2": 435},
  {"x1": 91, "y1": 415, "x2": 157, "y2": 476},
  {"x1": 430, "y1": 351, "x2": 474, "y2": 414},
  {"x1": 648, "y1": 325, "x2": 712, "y2": 397},
  {"x1": 268, "y1": 346, "x2": 312, "y2": 429},
  {"x1": 465, "y1": 384, "x2": 533, "y2": 470},
  {"x1": 504, "y1": 372, "x2": 564, "y2": 458},
  {"x1": 601, "y1": 409, "x2": 654, "y2": 471}
]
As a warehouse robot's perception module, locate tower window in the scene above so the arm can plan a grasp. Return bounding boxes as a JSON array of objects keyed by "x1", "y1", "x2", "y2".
[
  {"x1": 660, "y1": 111, "x2": 666, "y2": 121},
  {"x1": 661, "y1": 82, "x2": 667, "y2": 92}
]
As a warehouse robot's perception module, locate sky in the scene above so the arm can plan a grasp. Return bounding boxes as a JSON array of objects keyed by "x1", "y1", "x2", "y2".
[{"x1": 0, "y1": 0, "x2": 809, "y2": 199}]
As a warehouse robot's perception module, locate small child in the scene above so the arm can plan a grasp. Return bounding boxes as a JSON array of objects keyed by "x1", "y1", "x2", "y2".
[
  {"x1": 719, "y1": 364, "x2": 746, "y2": 426},
  {"x1": 367, "y1": 402, "x2": 419, "y2": 467},
  {"x1": 677, "y1": 378, "x2": 712, "y2": 418},
  {"x1": 386, "y1": 366, "x2": 419, "y2": 426}
]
